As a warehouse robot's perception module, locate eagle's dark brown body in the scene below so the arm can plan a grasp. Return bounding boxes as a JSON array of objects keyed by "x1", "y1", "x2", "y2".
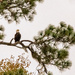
[{"x1": 14, "y1": 32, "x2": 21, "y2": 42}]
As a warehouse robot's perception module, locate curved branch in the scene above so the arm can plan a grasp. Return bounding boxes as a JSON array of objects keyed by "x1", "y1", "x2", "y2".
[
  {"x1": 0, "y1": 40, "x2": 30, "y2": 49},
  {"x1": 10, "y1": 38, "x2": 14, "y2": 43},
  {"x1": 42, "y1": 62, "x2": 47, "y2": 73},
  {"x1": 21, "y1": 40, "x2": 35, "y2": 44},
  {"x1": 0, "y1": 40, "x2": 36, "y2": 51},
  {"x1": 0, "y1": 40, "x2": 48, "y2": 74},
  {"x1": 0, "y1": 41, "x2": 16, "y2": 46}
]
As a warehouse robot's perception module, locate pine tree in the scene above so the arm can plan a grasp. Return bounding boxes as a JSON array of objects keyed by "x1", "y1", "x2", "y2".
[
  {"x1": 0, "y1": 0, "x2": 43, "y2": 23},
  {"x1": 33, "y1": 22, "x2": 74, "y2": 74},
  {"x1": 0, "y1": 0, "x2": 75, "y2": 75},
  {"x1": 0, "y1": 22, "x2": 74, "y2": 74}
]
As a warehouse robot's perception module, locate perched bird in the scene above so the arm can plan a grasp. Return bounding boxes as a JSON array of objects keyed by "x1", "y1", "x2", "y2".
[{"x1": 14, "y1": 29, "x2": 21, "y2": 42}]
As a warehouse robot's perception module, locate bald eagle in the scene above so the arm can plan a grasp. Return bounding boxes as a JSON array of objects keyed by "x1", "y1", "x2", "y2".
[{"x1": 14, "y1": 29, "x2": 21, "y2": 42}]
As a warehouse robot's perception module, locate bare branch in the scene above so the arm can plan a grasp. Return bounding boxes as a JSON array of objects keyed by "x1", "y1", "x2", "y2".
[
  {"x1": 21, "y1": 40, "x2": 35, "y2": 44},
  {"x1": 42, "y1": 62, "x2": 47, "y2": 73},
  {"x1": 0, "y1": 39, "x2": 35, "y2": 51},
  {"x1": 0, "y1": 41, "x2": 16, "y2": 46},
  {"x1": 0, "y1": 40, "x2": 48, "y2": 73},
  {"x1": 10, "y1": 38, "x2": 14, "y2": 43},
  {"x1": 0, "y1": 41, "x2": 28, "y2": 49}
]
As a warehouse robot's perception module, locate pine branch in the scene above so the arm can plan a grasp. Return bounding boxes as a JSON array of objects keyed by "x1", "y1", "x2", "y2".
[
  {"x1": 0, "y1": 40, "x2": 29, "y2": 49},
  {"x1": 42, "y1": 62, "x2": 47, "y2": 73},
  {"x1": 0, "y1": 40, "x2": 36, "y2": 52}
]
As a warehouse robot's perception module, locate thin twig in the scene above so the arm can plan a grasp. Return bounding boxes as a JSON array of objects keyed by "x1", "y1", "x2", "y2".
[
  {"x1": 10, "y1": 38, "x2": 14, "y2": 44},
  {"x1": 42, "y1": 62, "x2": 47, "y2": 73}
]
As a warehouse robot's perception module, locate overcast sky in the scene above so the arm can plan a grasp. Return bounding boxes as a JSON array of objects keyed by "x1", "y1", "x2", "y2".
[{"x1": 0, "y1": 0, "x2": 75, "y2": 75}]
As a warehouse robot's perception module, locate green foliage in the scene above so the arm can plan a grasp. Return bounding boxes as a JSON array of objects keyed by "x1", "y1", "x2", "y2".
[
  {"x1": 58, "y1": 49, "x2": 69, "y2": 59},
  {"x1": 0, "y1": 25, "x2": 4, "y2": 40},
  {"x1": 0, "y1": 0, "x2": 43, "y2": 23},
  {"x1": 2, "y1": 68, "x2": 28, "y2": 75},
  {"x1": 32, "y1": 22, "x2": 74, "y2": 74},
  {"x1": 55, "y1": 60, "x2": 72, "y2": 70},
  {"x1": 48, "y1": 72, "x2": 53, "y2": 75},
  {"x1": 0, "y1": 21, "x2": 74, "y2": 75},
  {"x1": 0, "y1": 0, "x2": 74, "y2": 74},
  {"x1": 0, "y1": 25, "x2": 4, "y2": 31}
]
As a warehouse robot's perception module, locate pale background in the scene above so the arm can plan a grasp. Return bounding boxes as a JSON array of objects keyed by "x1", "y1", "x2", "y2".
[{"x1": 0, "y1": 0, "x2": 75, "y2": 75}]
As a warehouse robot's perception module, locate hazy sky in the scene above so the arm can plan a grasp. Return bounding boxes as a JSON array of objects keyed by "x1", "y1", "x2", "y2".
[{"x1": 0, "y1": 0, "x2": 75, "y2": 75}]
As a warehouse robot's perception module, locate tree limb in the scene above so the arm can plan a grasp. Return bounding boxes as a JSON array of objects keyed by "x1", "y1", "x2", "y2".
[
  {"x1": 0, "y1": 40, "x2": 48, "y2": 74},
  {"x1": 10, "y1": 38, "x2": 14, "y2": 43},
  {"x1": 21, "y1": 40, "x2": 35, "y2": 44},
  {"x1": 42, "y1": 62, "x2": 47, "y2": 73},
  {"x1": 0, "y1": 40, "x2": 30, "y2": 49}
]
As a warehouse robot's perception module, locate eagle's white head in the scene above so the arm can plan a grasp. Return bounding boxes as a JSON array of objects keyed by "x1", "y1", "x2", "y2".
[{"x1": 16, "y1": 29, "x2": 19, "y2": 33}]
